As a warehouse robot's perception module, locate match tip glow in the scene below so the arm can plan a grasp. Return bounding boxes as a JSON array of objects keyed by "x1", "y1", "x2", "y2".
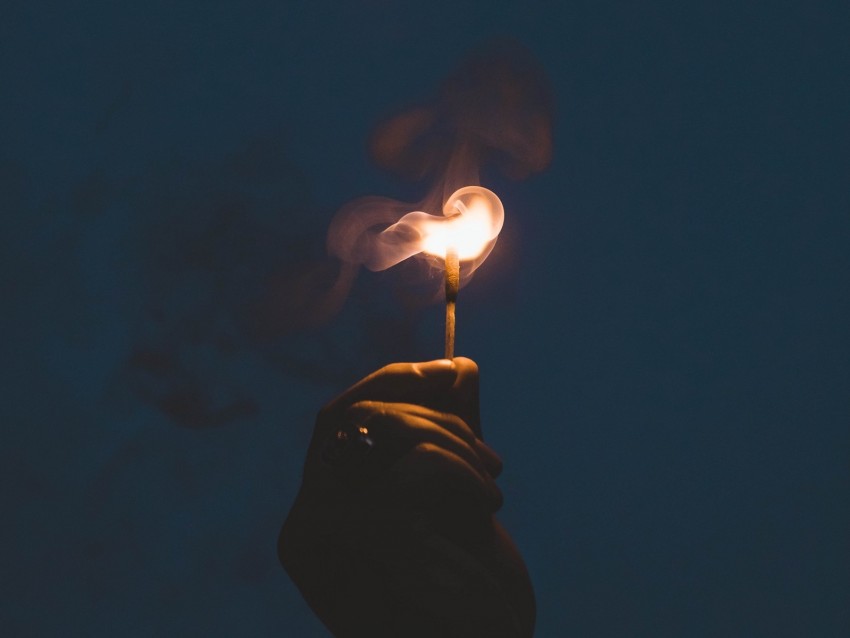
[
  {"x1": 335, "y1": 186, "x2": 505, "y2": 273},
  {"x1": 421, "y1": 186, "x2": 504, "y2": 260}
]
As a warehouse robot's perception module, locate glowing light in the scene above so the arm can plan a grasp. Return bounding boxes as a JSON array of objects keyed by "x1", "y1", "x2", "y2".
[
  {"x1": 378, "y1": 186, "x2": 503, "y2": 265},
  {"x1": 421, "y1": 187, "x2": 504, "y2": 260}
]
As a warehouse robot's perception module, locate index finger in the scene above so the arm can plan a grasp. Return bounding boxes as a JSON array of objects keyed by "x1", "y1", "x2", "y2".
[{"x1": 323, "y1": 359, "x2": 458, "y2": 417}]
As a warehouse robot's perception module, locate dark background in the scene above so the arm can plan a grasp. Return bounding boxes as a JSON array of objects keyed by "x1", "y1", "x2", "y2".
[{"x1": 3, "y1": 1, "x2": 849, "y2": 636}]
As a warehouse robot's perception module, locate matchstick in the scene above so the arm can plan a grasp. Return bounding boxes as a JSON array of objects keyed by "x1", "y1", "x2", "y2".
[{"x1": 444, "y1": 246, "x2": 459, "y2": 359}]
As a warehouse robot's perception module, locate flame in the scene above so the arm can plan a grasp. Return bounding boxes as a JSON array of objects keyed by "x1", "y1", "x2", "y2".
[
  {"x1": 373, "y1": 186, "x2": 503, "y2": 269},
  {"x1": 420, "y1": 187, "x2": 504, "y2": 260},
  {"x1": 318, "y1": 40, "x2": 551, "y2": 318}
]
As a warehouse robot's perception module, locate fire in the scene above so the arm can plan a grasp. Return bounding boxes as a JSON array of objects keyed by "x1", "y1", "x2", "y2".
[
  {"x1": 421, "y1": 187, "x2": 504, "y2": 260},
  {"x1": 379, "y1": 186, "x2": 504, "y2": 265},
  {"x1": 327, "y1": 185, "x2": 504, "y2": 278}
]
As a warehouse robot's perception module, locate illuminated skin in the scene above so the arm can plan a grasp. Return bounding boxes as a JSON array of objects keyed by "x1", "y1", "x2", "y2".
[{"x1": 279, "y1": 358, "x2": 535, "y2": 638}]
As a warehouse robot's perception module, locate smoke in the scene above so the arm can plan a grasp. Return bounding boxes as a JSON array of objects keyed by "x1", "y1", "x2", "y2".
[
  {"x1": 110, "y1": 39, "x2": 555, "y2": 426},
  {"x1": 326, "y1": 38, "x2": 554, "y2": 300}
]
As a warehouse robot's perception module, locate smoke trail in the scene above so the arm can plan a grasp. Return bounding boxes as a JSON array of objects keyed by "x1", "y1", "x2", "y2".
[{"x1": 326, "y1": 38, "x2": 554, "y2": 298}]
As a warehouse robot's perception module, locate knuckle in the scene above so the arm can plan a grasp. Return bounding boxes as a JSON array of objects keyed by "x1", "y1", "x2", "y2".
[
  {"x1": 437, "y1": 411, "x2": 474, "y2": 441},
  {"x1": 347, "y1": 400, "x2": 389, "y2": 423},
  {"x1": 449, "y1": 413, "x2": 473, "y2": 437},
  {"x1": 410, "y1": 441, "x2": 445, "y2": 462},
  {"x1": 453, "y1": 356, "x2": 479, "y2": 375},
  {"x1": 348, "y1": 399, "x2": 377, "y2": 412},
  {"x1": 379, "y1": 362, "x2": 416, "y2": 378}
]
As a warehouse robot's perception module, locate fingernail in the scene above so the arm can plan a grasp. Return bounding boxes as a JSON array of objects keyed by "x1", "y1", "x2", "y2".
[{"x1": 416, "y1": 359, "x2": 456, "y2": 375}]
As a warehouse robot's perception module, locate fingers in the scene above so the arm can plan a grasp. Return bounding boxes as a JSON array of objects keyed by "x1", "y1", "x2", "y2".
[
  {"x1": 346, "y1": 401, "x2": 503, "y2": 510},
  {"x1": 324, "y1": 360, "x2": 458, "y2": 417},
  {"x1": 322, "y1": 357, "x2": 483, "y2": 438},
  {"x1": 391, "y1": 442, "x2": 503, "y2": 513},
  {"x1": 311, "y1": 358, "x2": 502, "y2": 513},
  {"x1": 350, "y1": 401, "x2": 502, "y2": 478},
  {"x1": 475, "y1": 439, "x2": 502, "y2": 478},
  {"x1": 348, "y1": 401, "x2": 497, "y2": 478}
]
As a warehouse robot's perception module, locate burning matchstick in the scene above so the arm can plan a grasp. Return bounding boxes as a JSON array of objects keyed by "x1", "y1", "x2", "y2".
[
  {"x1": 444, "y1": 246, "x2": 459, "y2": 359},
  {"x1": 334, "y1": 185, "x2": 503, "y2": 359}
]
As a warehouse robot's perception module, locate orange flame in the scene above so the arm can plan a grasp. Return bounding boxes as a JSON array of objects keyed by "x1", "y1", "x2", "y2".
[
  {"x1": 323, "y1": 40, "x2": 552, "y2": 310},
  {"x1": 328, "y1": 186, "x2": 504, "y2": 281},
  {"x1": 383, "y1": 186, "x2": 504, "y2": 262}
]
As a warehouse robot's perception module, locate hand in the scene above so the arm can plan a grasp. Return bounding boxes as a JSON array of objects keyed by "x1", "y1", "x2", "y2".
[{"x1": 279, "y1": 358, "x2": 535, "y2": 638}]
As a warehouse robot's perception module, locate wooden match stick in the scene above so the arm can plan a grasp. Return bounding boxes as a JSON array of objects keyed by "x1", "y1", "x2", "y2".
[{"x1": 444, "y1": 246, "x2": 459, "y2": 359}]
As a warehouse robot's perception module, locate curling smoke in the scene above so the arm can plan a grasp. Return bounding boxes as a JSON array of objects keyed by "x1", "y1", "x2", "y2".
[
  {"x1": 330, "y1": 186, "x2": 504, "y2": 273},
  {"x1": 327, "y1": 39, "x2": 553, "y2": 294}
]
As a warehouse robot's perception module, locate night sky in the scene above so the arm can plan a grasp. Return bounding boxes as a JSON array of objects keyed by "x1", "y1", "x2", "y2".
[{"x1": 4, "y1": 2, "x2": 849, "y2": 636}]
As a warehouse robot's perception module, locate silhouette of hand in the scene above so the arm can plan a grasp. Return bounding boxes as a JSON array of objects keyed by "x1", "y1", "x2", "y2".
[{"x1": 279, "y1": 358, "x2": 535, "y2": 638}]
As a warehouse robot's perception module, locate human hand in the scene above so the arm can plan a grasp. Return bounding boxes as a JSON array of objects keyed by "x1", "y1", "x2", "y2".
[{"x1": 279, "y1": 358, "x2": 534, "y2": 638}]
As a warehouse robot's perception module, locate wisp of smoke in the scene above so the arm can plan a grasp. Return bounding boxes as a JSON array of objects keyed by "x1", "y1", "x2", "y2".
[{"x1": 325, "y1": 38, "x2": 554, "y2": 304}]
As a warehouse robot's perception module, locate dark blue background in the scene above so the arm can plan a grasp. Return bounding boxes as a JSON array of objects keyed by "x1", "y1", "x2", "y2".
[{"x1": 3, "y1": 1, "x2": 849, "y2": 636}]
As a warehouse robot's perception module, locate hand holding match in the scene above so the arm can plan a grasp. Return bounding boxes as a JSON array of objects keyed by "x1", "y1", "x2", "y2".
[{"x1": 278, "y1": 358, "x2": 535, "y2": 638}]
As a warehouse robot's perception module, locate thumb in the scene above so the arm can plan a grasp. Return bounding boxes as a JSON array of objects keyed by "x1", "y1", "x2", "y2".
[{"x1": 448, "y1": 357, "x2": 481, "y2": 439}]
